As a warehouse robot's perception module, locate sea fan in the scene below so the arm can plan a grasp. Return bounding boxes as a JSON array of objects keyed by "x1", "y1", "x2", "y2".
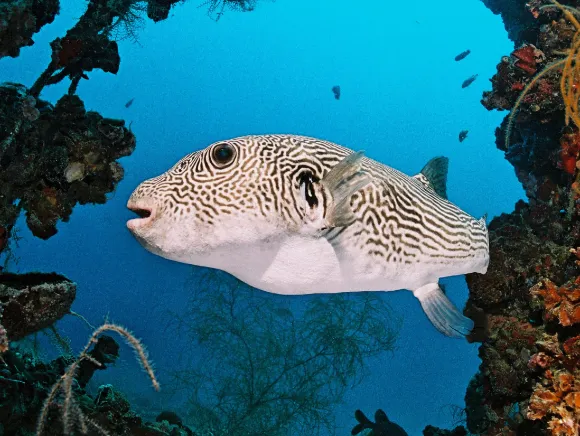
[{"x1": 198, "y1": 0, "x2": 263, "y2": 21}]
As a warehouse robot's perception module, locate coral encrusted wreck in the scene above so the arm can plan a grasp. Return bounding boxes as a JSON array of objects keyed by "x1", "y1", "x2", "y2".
[
  {"x1": 424, "y1": 0, "x2": 580, "y2": 435},
  {"x1": 0, "y1": 83, "x2": 135, "y2": 242},
  {"x1": 0, "y1": 1, "x2": 181, "y2": 434}
]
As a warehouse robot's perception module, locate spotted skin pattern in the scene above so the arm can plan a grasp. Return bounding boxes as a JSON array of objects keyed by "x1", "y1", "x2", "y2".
[{"x1": 130, "y1": 134, "x2": 488, "y2": 279}]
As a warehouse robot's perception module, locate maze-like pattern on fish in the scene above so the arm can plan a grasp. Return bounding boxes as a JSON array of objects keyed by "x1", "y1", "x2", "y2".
[{"x1": 131, "y1": 134, "x2": 488, "y2": 268}]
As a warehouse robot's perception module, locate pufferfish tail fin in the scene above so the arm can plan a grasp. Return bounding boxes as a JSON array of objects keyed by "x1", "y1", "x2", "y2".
[
  {"x1": 413, "y1": 283, "x2": 474, "y2": 338},
  {"x1": 322, "y1": 151, "x2": 372, "y2": 228}
]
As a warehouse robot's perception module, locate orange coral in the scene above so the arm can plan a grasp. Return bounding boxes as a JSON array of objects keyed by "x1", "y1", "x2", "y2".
[
  {"x1": 565, "y1": 392, "x2": 580, "y2": 409},
  {"x1": 527, "y1": 332, "x2": 580, "y2": 434},
  {"x1": 0, "y1": 323, "x2": 7, "y2": 353},
  {"x1": 557, "y1": 372, "x2": 575, "y2": 393},
  {"x1": 528, "y1": 346, "x2": 580, "y2": 435},
  {"x1": 531, "y1": 278, "x2": 580, "y2": 326},
  {"x1": 528, "y1": 387, "x2": 561, "y2": 420},
  {"x1": 528, "y1": 278, "x2": 580, "y2": 434},
  {"x1": 547, "y1": 415, "x2": 577, "y2": 436},
  {"x1": 560, "y1": 129, "x2": 580, "y2": 175}
]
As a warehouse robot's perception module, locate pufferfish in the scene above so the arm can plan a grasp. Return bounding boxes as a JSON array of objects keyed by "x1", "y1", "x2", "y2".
[{"x1": 126, "y1": 134, "x2": 489, "y2": 338}]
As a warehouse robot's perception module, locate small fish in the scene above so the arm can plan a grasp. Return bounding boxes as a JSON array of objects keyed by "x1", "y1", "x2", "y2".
[
  {"x1": 332, "y1": 85, "x2": 341, "y2": 100},
  {"x1": 351, "y1": 409, "x2": 408, "y2": 436},
  {"x1": 127, "y1": 135, "x2": 489, "y2": 338},
  {"x1": 459, "y1": 130, "x2": 468, "y2": 142},
  {"x1": 454, "y1": 49, "x2": 471, "y2": 61},
  {"x1": 461, "y1": 74, "x2": 478, "y2": 88},
  {"x1": 125, "y1": 98, "x2": 135, "y2": 108}
]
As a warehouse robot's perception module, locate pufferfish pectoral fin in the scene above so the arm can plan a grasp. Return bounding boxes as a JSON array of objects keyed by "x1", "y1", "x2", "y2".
[
  {"x1": 413, "y1": 283, "x2": 474, "y2": 338},
  {"x1": 322, "y1": 151, "x2": 372, "y2": 227}
]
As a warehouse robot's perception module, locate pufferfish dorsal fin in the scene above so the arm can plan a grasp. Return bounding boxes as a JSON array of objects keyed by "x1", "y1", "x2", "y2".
[
  {"x1": 480, "y1": 213, "x2": 488, "y2": 225},
  {"x1": 322, "y1": 151, "x2": 372, "y2": 227},
  {"x1": 413, "y1": 156, "x2": 449, "y2": 199}
]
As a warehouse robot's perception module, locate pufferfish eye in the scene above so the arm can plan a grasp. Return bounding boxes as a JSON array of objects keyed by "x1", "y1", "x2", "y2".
[{"x1": 211, "y1": 143, "x2": 236, "y2": 168}]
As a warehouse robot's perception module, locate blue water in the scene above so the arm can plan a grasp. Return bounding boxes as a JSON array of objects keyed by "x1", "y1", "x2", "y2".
[{"x1": 0, "y1": 0, "x2": 522, "y2": 434}]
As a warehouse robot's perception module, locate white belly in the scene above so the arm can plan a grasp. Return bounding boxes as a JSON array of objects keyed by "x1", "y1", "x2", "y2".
[
  {"x1": 207, "y1": 234, "x2": 487, "y2": 296},
  {"x1": 230, "y1": 235, "x2": 438, "y2": 295},
  {"x1": 237, "y1": 235, "x2": 345, "y2": 294}
]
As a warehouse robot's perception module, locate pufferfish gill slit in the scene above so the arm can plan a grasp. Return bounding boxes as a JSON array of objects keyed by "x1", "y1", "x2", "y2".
[{"x1": 126, "y1": 134, "x2": 489, "y2": 339}]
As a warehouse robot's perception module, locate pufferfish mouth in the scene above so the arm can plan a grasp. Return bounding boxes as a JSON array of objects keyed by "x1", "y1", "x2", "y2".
[{"x1": 126, "y1": 200, "x2": 155, "y2": 231}]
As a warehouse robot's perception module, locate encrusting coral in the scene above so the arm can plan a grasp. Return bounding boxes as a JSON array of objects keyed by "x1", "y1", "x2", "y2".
[
  {"x1": 0, "y1": 84, "x2": 136, "y2": 243},
  {"x1": 0, "y1": 0, "x2": 59, "y2": 59},
  {"x1": 0, "y1": 322, "x2": 195, "y2": 435},
  {"x1": 425, "y1": 0, "x2": 580, "y2": 434},
  {"x1": 36, "y1": 323, "x2": 159, "y2": 436},
  {"x1": 530, "y1": 277, "x2": 580, "y2": 326},
  {"x1": 0, "y1": 273, "x2": 76, "y2": 349},
  {"x1": 504, "y1": 1, "x2": 580, "y2": 149},
  {"x1": 0, "y1": 1, "x2": 268, "y2": 435}
]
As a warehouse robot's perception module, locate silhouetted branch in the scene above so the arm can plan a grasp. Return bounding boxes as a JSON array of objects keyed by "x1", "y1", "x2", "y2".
[{"x1": 167, "y1": 270, "x2": 402, "y2": 435}]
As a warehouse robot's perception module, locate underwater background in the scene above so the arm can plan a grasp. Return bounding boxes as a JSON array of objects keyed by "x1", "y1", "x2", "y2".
[{"x1": 0, "y1": 0, "x2": 528, "y2": 434}]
